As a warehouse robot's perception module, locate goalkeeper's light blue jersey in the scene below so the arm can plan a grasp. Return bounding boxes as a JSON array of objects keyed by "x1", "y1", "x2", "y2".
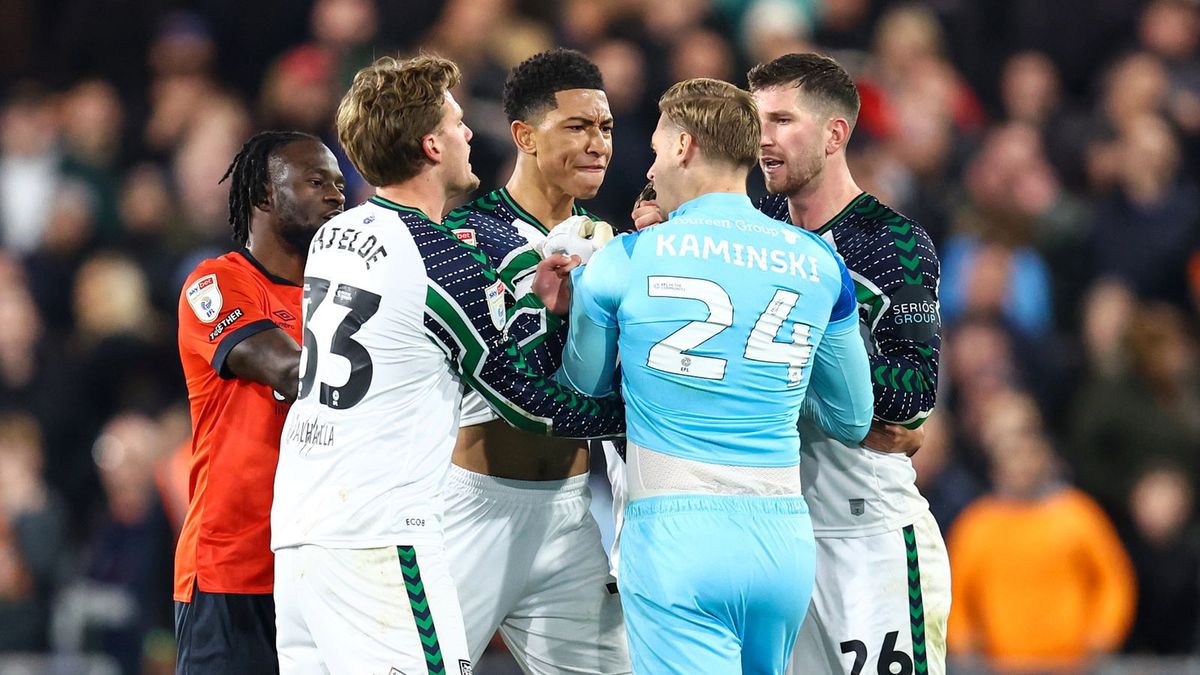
[{"x1": 559, "y1": 192, "x2": 870, "y2": 468}]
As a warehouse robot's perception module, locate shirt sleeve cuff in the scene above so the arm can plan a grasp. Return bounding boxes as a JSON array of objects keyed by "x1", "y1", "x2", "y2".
[{"x1": 210, "y1": 319, "x2": 279, "y2": 379}]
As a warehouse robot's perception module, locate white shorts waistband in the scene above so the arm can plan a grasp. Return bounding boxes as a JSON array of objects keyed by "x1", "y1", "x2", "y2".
[{"x1": 446, "y1": 464, "x2": 590, "y2": 504}]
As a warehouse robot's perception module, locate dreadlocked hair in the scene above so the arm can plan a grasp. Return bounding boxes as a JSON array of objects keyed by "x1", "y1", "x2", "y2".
[{"x1": 220, "y1": 131, "x2": 317, "y2": 246}]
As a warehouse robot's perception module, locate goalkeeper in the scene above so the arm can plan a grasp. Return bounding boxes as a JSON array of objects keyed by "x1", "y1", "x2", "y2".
[{"x1": 440, "y1": 48, "x2": 631, "y2": 674}]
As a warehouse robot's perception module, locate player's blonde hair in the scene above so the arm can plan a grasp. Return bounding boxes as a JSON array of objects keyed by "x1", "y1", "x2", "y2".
[
  {"x1": 337, "y1": 55, "x2": 461, "y2": 186},
  {"x1": 657, "y1": 78, "x2": 760, "y2": 169}
]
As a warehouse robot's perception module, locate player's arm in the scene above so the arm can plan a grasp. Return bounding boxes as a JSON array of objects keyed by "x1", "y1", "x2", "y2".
[
  {"x1": 224, "y1": 331, "x2": 301, "y2": 401},
  {"x1": 555, "y1": 235, "x2": 633, "y2": 396},
  {"x1": 179, "y1": 263, "x2": 301, "y2": 400},
  {"x1": 799, "y1": 259, "x2": 874, "y2": 446},
  {"x1": 420, "y1": 226, "x2": 624, "y2": 439},
  {"x1": 447, "y1": 209, "x2": 566, "y2": 364},
  {"x1": 860, "y1": 219, "x2": 941, "y2": 428}
]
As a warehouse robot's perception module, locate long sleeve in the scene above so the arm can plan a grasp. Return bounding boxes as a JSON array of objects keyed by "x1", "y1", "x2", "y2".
[
  {"x1": 450, "y1": 209, "x2": 566, "y2": 368},
  {"x1": 419, "y1": 219, "x2": 624, "y2": 439},
  {"x1": 1075, "y1": 495, "x2": 1137, "y2": 653},
  {"x1": 557, "y1": 234, "x2": 633, "y2": 396},
  {"x1": 857, "y1": 218, "x2": 941, "y2": 427},
  {"x1": 800, "y1": 258, "x2": 873, "y2": 445}
]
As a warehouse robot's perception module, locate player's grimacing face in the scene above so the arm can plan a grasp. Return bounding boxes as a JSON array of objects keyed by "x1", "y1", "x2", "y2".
[
  {"x1": 437, "y1": 91, "x2": 481, "y2": 197},
  {"x1": 531, "y1": 89, "x2": 613, "y2": 199},
  {"x1": 270, "y1": 139, "x2": 346, "y2": 253},
  {"x1": 754, "y1": 85, "x2": 827, "y2": 195}
]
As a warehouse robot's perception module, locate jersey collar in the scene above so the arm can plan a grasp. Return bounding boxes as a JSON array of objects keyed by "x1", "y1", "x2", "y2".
[
  {"x1": 237, "y1": 248, "x2": 301, "y2": 287},
  {"x1": 369, "y1": 195, "x2": 434, "y2": 222},
  {"x1": 669, "y1": 192, "x2": 754, "y2": 220},
  {"x1": 812, "y1": 192, "x2": 870, "y2": 235},
  {"x1": 497, "y1": 187, "x2": 589, "y2": 233}
]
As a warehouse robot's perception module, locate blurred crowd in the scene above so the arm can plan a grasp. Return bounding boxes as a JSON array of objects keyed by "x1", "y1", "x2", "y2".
[{"x1": 0, "y1": 0, "x2": 1197, "y2": 673}]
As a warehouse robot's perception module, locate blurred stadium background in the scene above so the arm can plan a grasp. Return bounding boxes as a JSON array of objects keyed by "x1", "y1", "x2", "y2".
[{"x1": 0, "y1": 0, "x2": 1197, "y2": 673}]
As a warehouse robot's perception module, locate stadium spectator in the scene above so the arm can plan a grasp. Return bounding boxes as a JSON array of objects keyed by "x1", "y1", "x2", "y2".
[
  {"x1": 0, "y1": 413, "x2": 67, "y2": 653},
  {"x1": 1121, "y1": 462, "x2": 1200, "y2": 655},
  {"x1": 948, "y1": 400, "x2": 1136, "y2": 672},
  {"x1": 1069, "y1": 302, "x2": 1200, "y2": 515},
  {"x1": 83, "y1": 412, "x2": 174, "y2": 675}
]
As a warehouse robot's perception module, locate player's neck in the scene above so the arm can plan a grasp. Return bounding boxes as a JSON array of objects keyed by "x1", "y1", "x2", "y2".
[
  {"x1": 787, "y1": 161, "x2": 862, "y2": 232},
  {"x1": 505, "y1": 161, "x2": 575, "y2": 228},
  {"x1": 246, "y1": 227, "x2": 304, "y2": 285},
  {"x1": 673, "y1": 170, "x2": 748, "y2": 210},
  {"x1": 376, "y1": 177, "x2": 447, "y2": 224}
]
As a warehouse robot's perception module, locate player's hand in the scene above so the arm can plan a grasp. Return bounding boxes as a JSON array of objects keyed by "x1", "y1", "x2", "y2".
[
  {"x1": 631, "y1": 180, "x2": 664, "y2": 231},
  {"x1": 862, "y1": 421, "x2": 925, "y2": 457},
  {"x1": 539, "y1": 215, "x2": 615, "y2": 263},
  {"x1": 532, "y1": 254, "x2": 581, "y2": 316},
  {"x1": 631, "y1": 200, "x2": 665, "y2": 231}
]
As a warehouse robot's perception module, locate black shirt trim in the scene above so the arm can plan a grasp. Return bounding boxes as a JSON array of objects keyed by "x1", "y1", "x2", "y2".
[{"x1": 211, "y1": 319, "x2": 278, "y2": 379}]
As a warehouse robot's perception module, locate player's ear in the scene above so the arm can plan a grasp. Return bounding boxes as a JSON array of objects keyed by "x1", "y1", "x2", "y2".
[
  {"x1": 678, "y1": 131, "x2": 696, "y2": 166},
  {"x1": 511, "y1": 120, "x2": 537, "y2": 156},
  {"x1": 422, "y1": 133, "x2": 441, "y2": 164},
  {"x1": 826, "y1": 117, "x2": 851, "y2": 156},
  {"x1": 254, "y1": 184, "x2": 275, "y2": 214}
]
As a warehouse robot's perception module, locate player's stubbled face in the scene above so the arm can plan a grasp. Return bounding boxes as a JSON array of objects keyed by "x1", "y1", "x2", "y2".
[
  {"x1": 437, "y1": 91, "x2": 481, "y2": 197},
  {"x1": 271, "y1": 139, "x2": 346, "y2": 254},
  {"x1": 754, "y1": 85, "x2": 827, "y2": 195},
  {"x1": 533, "y1": 89, "x2": 613, "y2": 199}
]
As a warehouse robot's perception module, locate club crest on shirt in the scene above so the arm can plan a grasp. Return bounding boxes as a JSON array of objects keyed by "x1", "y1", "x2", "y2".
[
  {"x1": 453, "y1": 228, "x2": 478, "y2": 247},
  {"x1": 186, "y1": 274, "x2": 223, "y2": 323},
  {"x1": 459, "y1": 660, "x2": 473, "y2": 675},
  {"x1": 485, "y1": 279, "x2": 506, "y2": 331}
]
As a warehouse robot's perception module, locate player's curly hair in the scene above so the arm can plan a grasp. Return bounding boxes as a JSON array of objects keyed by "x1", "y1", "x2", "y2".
[
  {"x1": 503, "y1": 48, "x2": 605, "y2": 123},
  {"x1": 220, "y1": 130, "x2": 316, "y2": 246},
  {"x1": 747, "y1": 53, "x2": 860, "y2": 127}
]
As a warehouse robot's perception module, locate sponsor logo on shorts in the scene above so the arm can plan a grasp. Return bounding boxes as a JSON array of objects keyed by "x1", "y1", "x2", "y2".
[
  {"x1": 207, "y1": 307, "x2": 244, "y2": 341},
  {"x1": 459, "y1": 659, "x2": 473, "y2": 675}
]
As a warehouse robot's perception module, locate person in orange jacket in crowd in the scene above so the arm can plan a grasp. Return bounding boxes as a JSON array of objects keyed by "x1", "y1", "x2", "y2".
[{"x1": 947, "y1": 389, "x2": 1136, "y2": 673}]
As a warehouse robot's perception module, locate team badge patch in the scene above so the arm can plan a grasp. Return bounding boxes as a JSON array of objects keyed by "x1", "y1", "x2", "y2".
[
  {"x1": 458, "y1": 660, "x2": 473, "y2": 675},
  {"x1": 454, "y1": 228, "x2": 478, "y2": 247},
  {"x1": 485, "y1": 279, "x2": 507, "y2": 331},
  {"x1": 185, "y1": 274, "x2": 223, "y2": 323}
]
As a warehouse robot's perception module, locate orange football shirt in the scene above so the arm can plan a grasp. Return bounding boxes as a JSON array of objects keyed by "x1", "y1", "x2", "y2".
[{"x1": 174, "y1": 249, "x2": 301, "y2": 602}]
